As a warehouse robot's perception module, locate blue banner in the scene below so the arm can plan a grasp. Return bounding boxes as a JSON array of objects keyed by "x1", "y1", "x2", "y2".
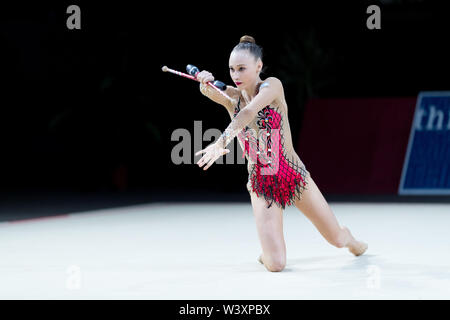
[{"x1": 399, "y1": 91, "x2": 450, "y2": 195}]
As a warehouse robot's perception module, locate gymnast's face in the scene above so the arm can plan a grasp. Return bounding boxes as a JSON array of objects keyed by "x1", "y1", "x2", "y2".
[{"x1": 229, "y1": 50, "x2": 262, "y2": 91}]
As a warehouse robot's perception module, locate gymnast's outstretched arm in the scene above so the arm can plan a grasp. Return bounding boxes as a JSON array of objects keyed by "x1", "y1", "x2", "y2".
[
  {"x1": 199, "y1": 82, "x2": 238, "y2": 112},
  {"x1": 217, "y1": 77, "x2": 282, "y2": 149}
]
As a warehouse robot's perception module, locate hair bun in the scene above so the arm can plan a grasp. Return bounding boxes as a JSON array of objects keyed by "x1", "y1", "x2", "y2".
[{"x1": 239, "y1": 35, "x2": 255, "y2": 44}]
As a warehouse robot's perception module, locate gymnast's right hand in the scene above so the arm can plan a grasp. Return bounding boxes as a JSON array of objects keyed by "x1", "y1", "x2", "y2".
[{"x1": 196, "y1": 70, "x2": 214, "y2": 84}]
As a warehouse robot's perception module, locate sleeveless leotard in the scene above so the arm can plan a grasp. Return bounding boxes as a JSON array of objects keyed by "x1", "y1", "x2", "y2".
[{"x1": 200, "y1": 80, "x2": 310, "y2": 210}]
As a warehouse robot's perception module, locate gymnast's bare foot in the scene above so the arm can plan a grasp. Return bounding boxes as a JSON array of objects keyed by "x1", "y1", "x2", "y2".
[
  {"x1": 342, "y1": 226, "x2": 368, "y2": 256},
  {"x1": 348, "y1": 240, "x2": 368, "y2": 256}
]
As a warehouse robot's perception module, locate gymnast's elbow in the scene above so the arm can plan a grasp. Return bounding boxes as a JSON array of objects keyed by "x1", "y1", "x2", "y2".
[{"x1": 240, "y1": 105, "x2": 257, "y2": 119}]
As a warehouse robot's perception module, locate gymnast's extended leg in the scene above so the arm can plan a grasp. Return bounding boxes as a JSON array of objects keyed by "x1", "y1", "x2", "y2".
[{"x1": 294, "y1": 175, "x2": 368, "y2": 255}]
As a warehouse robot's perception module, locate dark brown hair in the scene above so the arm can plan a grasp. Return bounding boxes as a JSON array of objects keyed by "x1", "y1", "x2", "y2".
[{"x1": 232, "y1": 35, "x2": 263, "y2": 61}]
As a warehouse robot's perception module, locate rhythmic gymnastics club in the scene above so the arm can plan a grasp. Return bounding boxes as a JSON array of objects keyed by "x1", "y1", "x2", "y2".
[{"x1": 161, "y1": 65, "x2": 235, "y2": 103}]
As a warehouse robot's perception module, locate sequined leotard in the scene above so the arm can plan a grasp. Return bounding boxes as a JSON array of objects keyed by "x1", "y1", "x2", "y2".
[{"x1": 200, "y1": 80, "x2": 310, "y2": 210}]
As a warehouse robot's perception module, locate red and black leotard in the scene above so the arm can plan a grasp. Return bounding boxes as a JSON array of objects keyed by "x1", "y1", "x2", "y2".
[
  {"x1": 233, "y1": 93, "x2": 310, "y2": 210},
  {"x1": 200, "y1": 80, "x2": 310, "y2": 210}
]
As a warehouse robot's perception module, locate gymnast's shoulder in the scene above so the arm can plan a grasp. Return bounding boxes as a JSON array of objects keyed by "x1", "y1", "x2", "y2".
[
  {"x1": 260, "y1": 77, "x2": 286, "y2": 107},
  {"x1": 260, "y1": 77, "x2": 283, "y2": 91},
  {"x1": 225, "y1": 77, "x2": 284, "y2": 96}
]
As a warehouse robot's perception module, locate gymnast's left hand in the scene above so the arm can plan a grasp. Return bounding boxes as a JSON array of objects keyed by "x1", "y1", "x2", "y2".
[{"x1": 195, "y1": 142, "x2": 230, "y2": 171}]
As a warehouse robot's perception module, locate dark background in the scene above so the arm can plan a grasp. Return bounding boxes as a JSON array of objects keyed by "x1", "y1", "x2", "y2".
[{"x1": 0, "y1": 0, "x2": 449, "y2": 219}]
